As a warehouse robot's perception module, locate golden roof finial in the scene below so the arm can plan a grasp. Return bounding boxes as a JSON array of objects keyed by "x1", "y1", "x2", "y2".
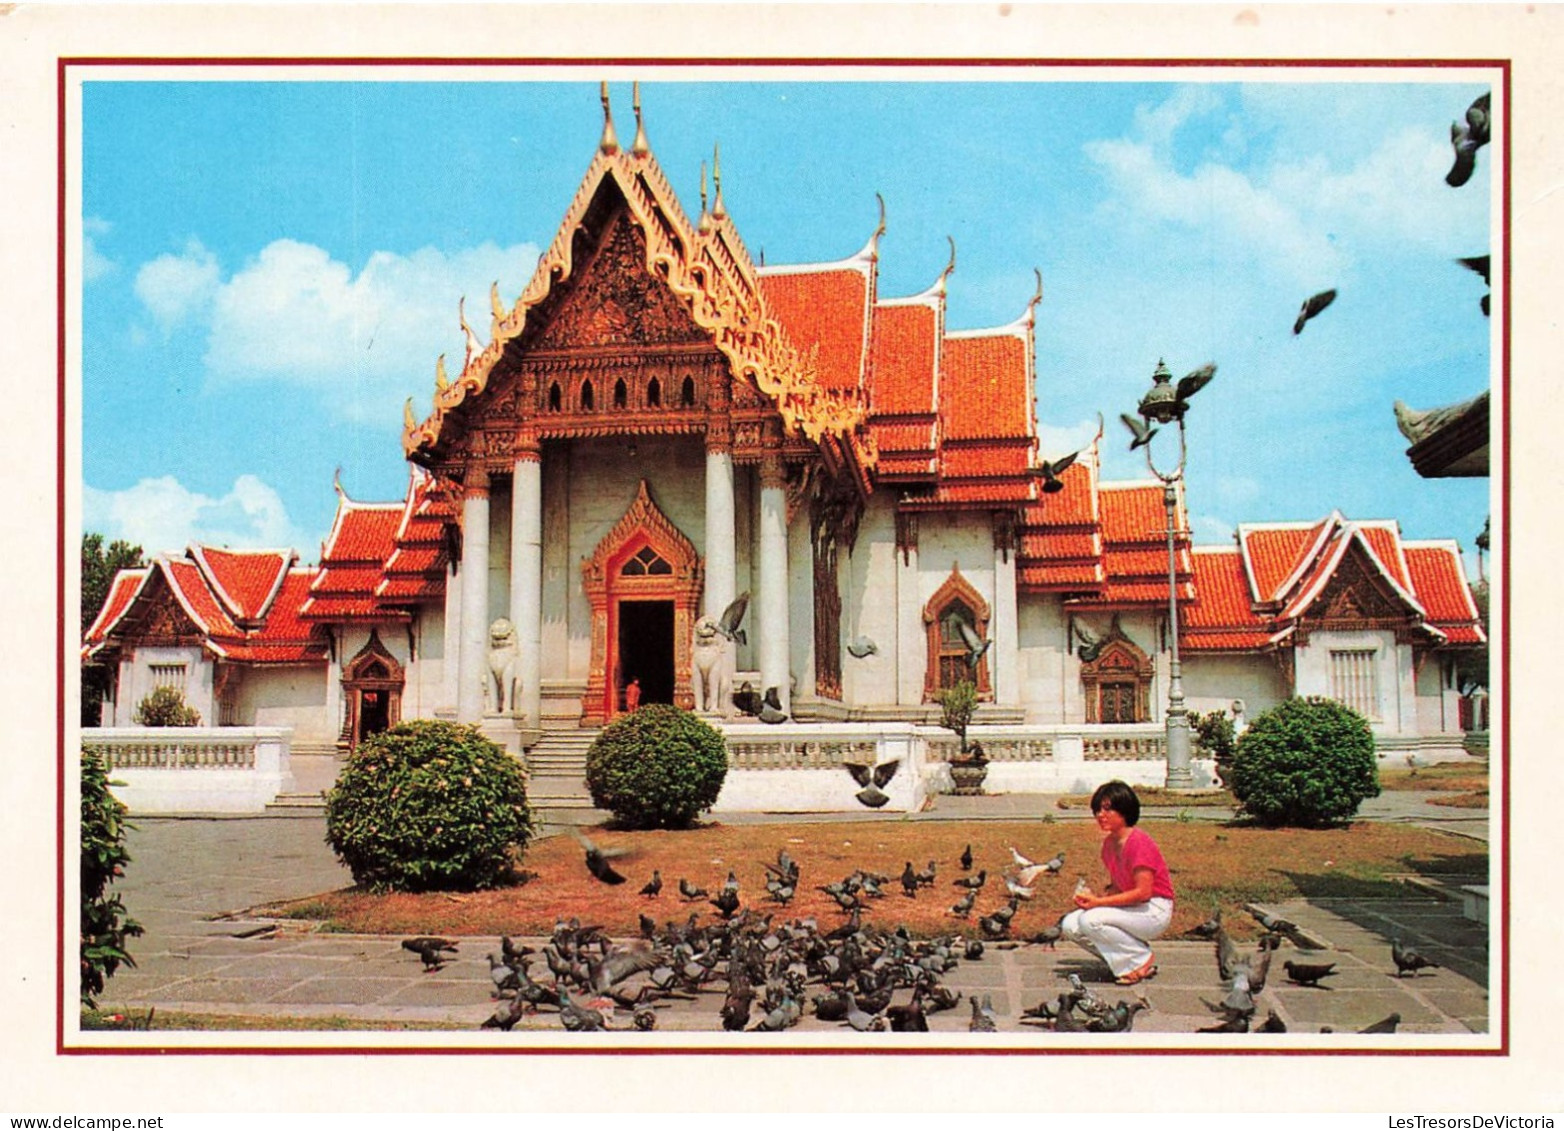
[
  {"x1": 712, "y1": 143, "x2": 726, "y2": 219},
  {"x1": 599, "y1": 81, "x2": 619, "y2": 154},
  {"x1": 698, "y1": 160, "x2": 711, "y2": 232},
  {"x1": 435, "y1": 353, "x2": 450, "y2": 392},
  {"x1": 631, "y1": 82, "x2": 649, "y2": 157},
  {"x1": 403, "y1": 399, "x2": 416, "y2": 432},
  {"x1": 873, "y1": 192, "x2": 887, "y2": 245},
  {"x1": 938, "y1": 236, "x2": 957, "y2": 293},
  {"x1": 333, "y1": 466, "x2": 345, "y2": 497},
  {"x1": 1028, "y1": 267, "x2": 1044, "y2": 315}
]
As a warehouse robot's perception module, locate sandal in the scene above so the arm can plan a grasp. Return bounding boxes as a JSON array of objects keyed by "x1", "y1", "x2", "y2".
[{"x1": 1115, "y1": 959, "x2": 1158, "y2": 986}]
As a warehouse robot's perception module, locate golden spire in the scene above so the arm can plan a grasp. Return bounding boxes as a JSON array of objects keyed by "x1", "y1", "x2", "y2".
[
  {"x1": 403, "y1": 399, "x2": 416, "y2": 432},
  {"x1": 631, "y1": 82, "x2": 649, "y2": 157},
  {"x1": 599, "y1": 81, "x2": 619, "y2": 154},
  {"x1": 1028, "y1": 268, "x2": 1044, "y2": 316},
  {"x1": 712, "y1": 143, "x2": 726, "y2": 219},
  {"x1": 435, "y1": 353, "x2": 450, "y2": 392},
  {"x1": 938, "y1": 236, "x2": 957, "y2": 293},
  {"x1": 698, "y1": 160, "x2": 711, "y2": 232}
]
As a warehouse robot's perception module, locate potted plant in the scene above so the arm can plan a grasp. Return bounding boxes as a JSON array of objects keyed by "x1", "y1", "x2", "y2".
[{"x1": 938, "y1": 679, "x2": 988, "y2": 795}]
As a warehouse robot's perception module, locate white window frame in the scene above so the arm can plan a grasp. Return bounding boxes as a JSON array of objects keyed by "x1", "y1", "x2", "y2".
[
  {"x1": 1328, "y1": 648, "x2": 1379, "y2": 720},
  {"x1": 147, "y1": 662, "x2": 188, "y2": 692}
]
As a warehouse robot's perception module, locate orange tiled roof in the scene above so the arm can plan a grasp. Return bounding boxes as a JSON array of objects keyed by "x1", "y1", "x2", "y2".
[
  {"x1": 1067, "y1": 482, "x2": 1193, "y2": 608},
  {"x1": 302, "y1": 496, "x2": 405, "y2": 621},
  {"x1": 219, "y1": 571, "x2": 329, "y2": 663},
  {"x1": 1241, "y1": 521, "x2": 1329, "y2": 604},
  {"x1": 84, "y1": 568, "x2": 150, "y2": 648},
  {"x1": 869, "y1": 301, "x2": 939, "y2": 416},
  {"x1": 1017, "y1": 460, "x2": 1103, "y2": 594},
  {"x1": 163, "y1": 558, "x2": 243, "y2": 638},
  {"x1": 191, "y1": 546, "x2": 293, "y2": 625},
  {"x1": 1404, "y1": 543, "x2": 1486, "y2": 645},
  {"x1": 1182, "y1": 548, "x2": 1275, "y2": 652},
  {"x1": 759, "y1": 266, "x2": 871, "y2": 396},
  {"x1": 376, "y1": 471, "x2": 458, "y2": 606},
  {"x1": 939, "y1": 333, "x2": 1032, "y2": 441}
]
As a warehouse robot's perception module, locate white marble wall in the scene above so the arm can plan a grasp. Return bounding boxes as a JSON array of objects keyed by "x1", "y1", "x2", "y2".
[
  {"x1": 114, "y1": 646, "x2": 212, "y2": 727},
  {"x1": 236, "y1": 666, "x2": 330, "y2": 741},
  {"x1": 1293, "y1": 629, "x2": 1415, "y2": 734},
  {"x1": 1182, "y1": 653, "x2": 1288, "y2": 720}
]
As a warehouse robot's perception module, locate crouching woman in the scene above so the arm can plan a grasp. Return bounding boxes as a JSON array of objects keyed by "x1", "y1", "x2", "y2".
[{"x1": 1060, "y1": 779, "x2": 1175, "y2": 986}]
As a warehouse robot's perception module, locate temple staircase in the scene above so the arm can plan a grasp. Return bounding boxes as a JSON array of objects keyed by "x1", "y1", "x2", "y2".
[{"x1": 525, "y1": 729, "x2": 610, "y2": 827}]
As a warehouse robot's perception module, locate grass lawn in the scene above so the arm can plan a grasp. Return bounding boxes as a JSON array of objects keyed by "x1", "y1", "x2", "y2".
[
  {"x1": 259, "y1": 818, "x2": 1486, "y2": 942},
  {"x1": 81, "y1": 1008, "x2": 467, "y2": 1032},
  {"x1": 1377, "y1": 760, "x2": 1488, "y2": 793}
]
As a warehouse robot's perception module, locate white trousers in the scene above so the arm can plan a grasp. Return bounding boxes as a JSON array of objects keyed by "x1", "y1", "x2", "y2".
[{"x1": 1060, "y1": 897, "x2": 1174, "y2": 978}]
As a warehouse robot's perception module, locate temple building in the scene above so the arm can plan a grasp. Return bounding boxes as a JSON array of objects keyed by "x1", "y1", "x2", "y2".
[{"x1": 82, "y1": 89, "x2": 1485, "y2": 776}]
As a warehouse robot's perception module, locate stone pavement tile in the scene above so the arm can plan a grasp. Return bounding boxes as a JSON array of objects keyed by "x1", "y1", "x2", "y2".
[
  {"x1": 939, "y1": 962, "x2": 1008, "y2": 988},
  {"x1": 198, "y1": 955, "x2": 367, "y2": 980},
  {"x1": 155, "y1": 977, "x2": 308, "y2": 1004},
  {"x1": 1273, "y1": 986, "x2": 1446, "y2": 1028},
  {"x1": 380, "y1": 978, "x2": 501, "y2": 1007},
  {"x1": 267, "y1": 977, "x2": 411, "y2": 1006}
]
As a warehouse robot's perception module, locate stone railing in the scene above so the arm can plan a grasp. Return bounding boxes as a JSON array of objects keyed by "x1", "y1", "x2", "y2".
[
  {"x1": 725, "y1": 734, "x2": 880, "y2": 771},
  {"x1": 81, "y1": 728, "x2": 294, "y2": 814},
  {"x1": 924, "y1": 733, "x2": 1054, "y2": 763},
  {"x1": 1082, "y1": 730, "x2": 1167, "y2": 761}
]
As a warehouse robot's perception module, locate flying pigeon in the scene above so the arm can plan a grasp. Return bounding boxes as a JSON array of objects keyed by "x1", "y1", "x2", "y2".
[
  {"x1": 1293, "y1": 289, "x2": 1337, "y2": 334},
  {"x1": 1446, "y1": 92, "x2": 1491, "y2": 188},
  {"x1": 956, "y1": 619, "x2": 992, "y2": 670},
  {"x1": 401, "y1": 936, "x2": 459, "y2": 972},
  {"x1": 1002, "y1": 873, "x2": 1034, "y2": 901},
  {"x1": 847, "y1": 759, "x2": 900, "y2": 808},
  {"x1": 846, "y1": 635, "x2": 879, "y2": 658},
  {"x1": 1391, "y1": 937, "x2": 1440, "y2": 978},
  {"x1": 717, "y1": 592, "x2": 750, "y2": 646},
  {"x1": 639, "y1": 870, "x2": 663, "y2": 898},
  {"x1": 1072, "y1": 619, "x2": 1106, "y2": 662},
  {"x1": 575, "y1": 832, "x2": 629, "y2": 885},
  {"x1": 757, "y1": 687, "x2": 788, "y2": 725},
  {"x1": 1457, "y1": 254, "x2": 1491, "y2": 316},
  {"x1": 1015, "y1": 851, "x2": 1065, "y2": 885},
  {"x1": 1035, "y1": 449, "x2": 1080, "y2": 494},
  {"x1": 1121, "y1": 412, "x2": 1158, "y2": 452},
  {"x1": 1174, "y1": 362, "x2": 1216, "y2": 406}
]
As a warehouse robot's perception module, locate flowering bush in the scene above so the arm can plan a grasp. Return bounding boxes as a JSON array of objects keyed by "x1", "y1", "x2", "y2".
[
  {"x1": 81, "y1": 748, "x2": 142, "y2": 1007},
  {"x1": 324, "y1": 720, "x2": 533, "y2": 892}
]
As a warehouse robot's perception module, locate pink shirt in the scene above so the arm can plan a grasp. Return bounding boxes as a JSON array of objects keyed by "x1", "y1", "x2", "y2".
[{"x1": 1101, "y1": 827, "x2": 1175, "y2": 902}]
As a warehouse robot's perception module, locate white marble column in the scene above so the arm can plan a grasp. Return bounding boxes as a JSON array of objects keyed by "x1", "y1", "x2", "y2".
[
  {"x1": 705, "y1": 446, "x2": 737, "y2": 620},
  {"x1": 993, "y1": 517, "x2": 1020, "y2": 707},
  {"x1": 757, "y1": 457, "x2": 790, "y2": 712},
  {"x1": 511, "y1": 454, "x2": 543, "y2": 727},
  {"x1": 457, "y1": 468, "x2": 491, "y2": 724},
  {"x1": 442, "y1": 557, "x2": 462, "y2": 714}
]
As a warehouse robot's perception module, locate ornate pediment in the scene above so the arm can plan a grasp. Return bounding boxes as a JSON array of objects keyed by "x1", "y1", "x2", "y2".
[
  {"x1": 534, "y1": 209, "x2": 709, "y2": 352},
  {"x1": 1301, "y1": 544, "x2": 1413, "y2": 627},
  {"x1": 127, "y1": 575, "x2": 204, "y2": 646}
]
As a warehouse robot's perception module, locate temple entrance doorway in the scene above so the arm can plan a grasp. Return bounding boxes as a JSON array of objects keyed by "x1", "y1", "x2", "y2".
[{"x1": 616, "y1": 599, "x2": 675, "y2": 711}]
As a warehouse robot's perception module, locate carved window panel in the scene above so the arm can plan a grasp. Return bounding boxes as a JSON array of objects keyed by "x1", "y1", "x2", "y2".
[
  {"x1": 548, "y1": 382, "x2": 562, "y2": 412},
  {"x1": 647, "y1": 377, "x2": 662, "y2": 407},
  {"x1": 923, "y1": 568, "x2": 992, "y2": 701},
  {"x1": 1079, "y1": 634, "x2": 1154, "y2": 724},
  {"x1": 613, "y1": 378, "x2": 628, "y2": 409},
  {"x1": 580, "y1": 380, "x2": 595, "y2": 411},
  {"x1": 681, "y1": 375, "x2": 697, "y2": 407}
]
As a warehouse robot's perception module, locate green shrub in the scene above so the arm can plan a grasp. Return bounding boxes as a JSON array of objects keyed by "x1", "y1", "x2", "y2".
[
  {"x1": 1229, "y1": 696, "x2": 1380, "y2": 828},
  {"x1": 324, "y1": 720, "x2": 533, "y2": 892},
  {"x1": 937, "y1": 679, "x2": 980, "y2": 758},
  {"x1": 132, "y1": 685, "x2": 201, "y2": 726},
  {"x1": 81, "y1": 748, "x2": 142, "y2": 1007},
  {"x1": 585, "y1": 704, "x2": 728, "y2": 829},
  {"x1": 1192, "y1": 709, "x2": 1237, "y2": 778}
]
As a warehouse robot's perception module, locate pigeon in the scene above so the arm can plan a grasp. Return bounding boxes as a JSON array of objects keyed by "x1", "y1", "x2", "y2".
[
  {"x1": 487, "y1": 953, "x2": 520, "y2": 996},
  {"x1": 846, "y1": 635, "x2": 879, "y2": 659},
  {"x1": 717, "y1": 592, "x2": 750, "y2": 647},
  {"x1": 1174, "y1": 362, "x2": 1216, "y2": 408},
  {"x1": 401, "y1": 936, "x2": 458, "y2": 972},
  {"x1": 845, "y1": 1005, "x2": 887, "y2": 1032},
  {"x1": 1035, "y1": 449, "x2": 1079, "y2": 494},
  {"x1": 953, "y1": 869, "x2": 987, "y2": 892},
  {"x1": 1359, "y1": 1012, "x2": 1402, "y2": 1034},
  {"x1": 969, "y1": 993, "x2": 999, "y2": 1033},
  {"x1": 959, "y1": 844, "x2": 973, "y2": 871},
  {"x1": 1197, "y1": 1013, "x2": 1251, "y2": 1034},
  {"x1": 1072, "y1": 619, "x2": 1105, "y2": 662},
  {"x1": 1391, "y1": 937, "x2": 1439, "y2": 978},
  {"x1": 886, "y1": 991, "x2": 930, "y2": 1032},
  {"x1": 678, "y1": 877, "x2": 709, "y2": 902},
  {"x1": 710, "y1": 887, "x2": 741, "y2": 919},
  {"x1": 557, "y1": 988, "x2": 608, "y2": 1032},
  {"x1": 949, "y1": 889, "x2": 978, "y2": 918},
  {"x1": 1258, "y1": 1009, "x2": 1288, "y2": 1033},
  {"x1": 847, "y1": 759, "x2": 900, "y2": 808},
  {"x1": 722, "y1": 973, "x2": 755, "y2": 1031},
  {"x1": 915, "y1": 861, "x2": 938, "y2": 888},
  {"x1": 639, "y1": 870, "x2": 662, "y2": 898},
  {"x1": 1008, "y1": 846, "x2": 1039, "y2": 871},
  {"x1": 1457, "y1": 254, "x2": 1491, "y2": 315},
  {"x1": 1016, "y1": 852, "x2": 1064, "y2": 885},
  {"x1": 900, "y1": 861, "x2": 919, "y2": 899},
  {"x1": 956, "y1": 619, "x2": 992, "y2": 670},
  {"x1": 1187, "y1": 907, "x2": 1222, "y2": 940},
  {"x1": 575, "y1": 832, "x2": 628, "y2": 885},
  {"x1": 964, "y1": 939, "x2": 985, "y2": 962},
  {"x1": 1282, "y1": 959, "x2": 1338, "y2": 988},
  {"x1": 1293, "y1": 289, "x2": 1337, "y2": 334},
  {"x1": 500, "y1": 935, "x2": 533, "y2": 965},
  {"x1": 632, "y1": 1004, "x2": 658, "y2": 1031},
  {"x1": 757, "y1": 687, "x2": 788, "y2": 725},
  {"x1": 1088, "y1": 995, "x2": 1151, "y2": 1033},
  {"x1": 812, "y1": 989, "x2": 854, "y2": 1022},
  {"x1": 638, "y1": 913, "x2": 657, "y2": 939},
  {"x1": 1120, "y1": 412, "x2": 1158, "y2": 452},
  {"x1": 1446, "y1": 92, "x2": 1491, "y2": 188},
  {"x1": 481, "y1": 993, "x2": 528, "y2": 1031},
  {"x1": 587, "y1": 946, "x2": 662, "y2": 994},
  {"x1": 1027, "y1": 923, "x2": 1063, "y2": 949},
  {"x1": 1002, "y1": 874, "x2": 1034, "y2": 901}
]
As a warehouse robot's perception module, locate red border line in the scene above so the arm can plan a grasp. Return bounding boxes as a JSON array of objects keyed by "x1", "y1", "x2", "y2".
[{"x1": 58, "y1": 54, "x2": 1510, "y2": 1059}]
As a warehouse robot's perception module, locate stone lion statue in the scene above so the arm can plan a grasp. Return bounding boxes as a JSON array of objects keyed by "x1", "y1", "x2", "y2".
[
  {"x1": 690, "y1": 614, "x2": 733, "y2": 718},
  {"x1": 485, "y1": 617, "x2": 520, "y2": 715}
]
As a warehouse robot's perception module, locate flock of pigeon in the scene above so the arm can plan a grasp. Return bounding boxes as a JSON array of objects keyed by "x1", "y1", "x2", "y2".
[{"x1": 397, "y1": 838, "x2": 1443, "y2": 1035}]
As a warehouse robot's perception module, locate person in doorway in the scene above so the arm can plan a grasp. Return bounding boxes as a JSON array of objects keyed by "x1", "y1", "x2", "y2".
[
  {"x1": 624, "y1": 678, "x2": 641, "y2": 712},
  {"x1": 1059, "y1": 779, "x2": 1175, "y2": 986}
]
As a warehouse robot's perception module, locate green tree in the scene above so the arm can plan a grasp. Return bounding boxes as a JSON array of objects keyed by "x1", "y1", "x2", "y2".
[
  {"x1": 81, "y1": 533, "x2": 145, "y2": 727},
  {"x1": 81, "y1": 748, "x2": 142, "y2": 1007},
  {"x1": 1456, "y1": 579, "x2": 1490, "y2": 696},
  {"x1": 937, "y1": 679, "x2": 983, "y2": 761},
  {"x1": 133, "y1": 685, "x2": 202, "y2": 727}
]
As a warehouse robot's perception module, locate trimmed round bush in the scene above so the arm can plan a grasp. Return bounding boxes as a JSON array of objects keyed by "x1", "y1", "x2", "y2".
[
  {"x1": 585, "y1": 704, "x2": 728, "y2": 829},
  {"x1": 133, "y1": 685, "x2": 201, "y2": 726},
  {"x1": 1229, "y1": 696, "x2": 1380, "y2": 827},
  {"x1": 324, "y1": 719, "x2": 533, "y2": 892}
]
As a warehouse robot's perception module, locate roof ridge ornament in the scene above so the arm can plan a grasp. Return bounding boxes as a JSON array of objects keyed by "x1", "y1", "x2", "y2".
[
  {"x1": 938, "y1": 236, "x2": 957, "y2": 295},
  {"x1": 631, "y1": 82, "x2": 649, "y2": 157},
  {"x1": 698, "y1": 160, "x2": 711, "y2": 233},
  {"x1": 459, "y1": 296, "x2": 481, "y2": 368},
  {"x1": 855, "y1": 192, "x2": 887, "y2": 263},
  {"x1": 712, "y1": 143, "x2": 726, "y2": 219},
  {"x1": 600, "y1": 81, "x2": 619, "y2": 155},
  {"x1": 1028, "y1": 268, "x2": 1044, "y2": 317}
]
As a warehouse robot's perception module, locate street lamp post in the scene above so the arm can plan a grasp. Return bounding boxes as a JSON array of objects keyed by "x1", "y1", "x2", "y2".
[{"x1": 1123, "y1": 358, "x2": 1214, "y2": 790}]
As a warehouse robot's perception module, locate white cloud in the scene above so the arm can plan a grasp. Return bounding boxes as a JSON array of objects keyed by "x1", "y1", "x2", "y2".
[
  {"x1": 1190, "y1": 512, "x2": 1237, "y2": 546},
  {"x1": 1035, "y1": 416, "x2": 1103, "y2": 461},
  {"x1": 84, "y1": 217, "x2": 115, "y2": 283},
  {"x1": 134, "y1": 240, "x2": 220, "y2": 332},
  {"x1": 83, "y1": 474, "x2": 310, "y2": 556},
  {"x1": 202, "y1": 238, "x2": 540, "y2": 423}
]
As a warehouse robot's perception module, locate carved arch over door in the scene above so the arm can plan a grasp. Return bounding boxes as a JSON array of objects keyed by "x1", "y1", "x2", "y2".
[
  {"x1": 340, "y1": 629, "x2": 405, "y2": 752},
  {"x1": 1079, "y1": 619, "x2": 1154, "y2": 724},
  {"x1": 923, "y1": 567, "x2": 992, "y2": 701},
  {"x1": 581, "y1": 480, "x2": 703, "y2": 725}
]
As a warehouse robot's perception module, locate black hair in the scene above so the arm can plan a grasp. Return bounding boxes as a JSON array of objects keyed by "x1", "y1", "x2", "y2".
[{"x1": 1090, "y1": 779, "x2": 1141, "y2": 826}]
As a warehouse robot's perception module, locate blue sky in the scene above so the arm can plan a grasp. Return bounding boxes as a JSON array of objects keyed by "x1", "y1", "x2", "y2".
[{"x1": 81, "y1": 76, "x2": 1494, "y2": 569}]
